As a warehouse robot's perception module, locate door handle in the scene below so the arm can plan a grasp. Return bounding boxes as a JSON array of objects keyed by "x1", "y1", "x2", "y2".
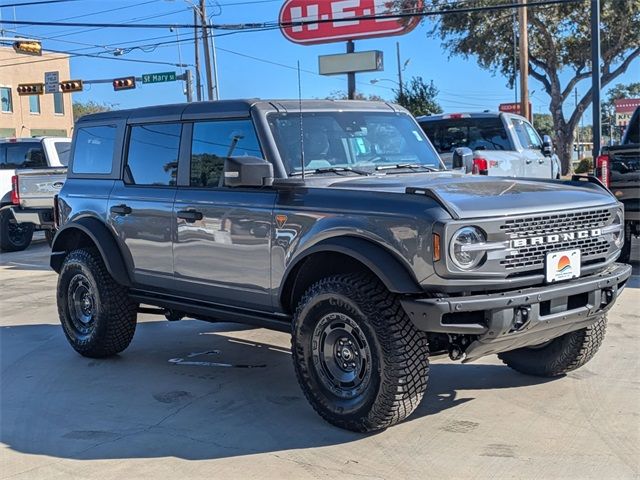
[
  {"x1": 110, "y1": 204, "x2": 132, "y2": 215},
  {"x1": 177, "y1": 210, "x2": 203, "y2": 223}
]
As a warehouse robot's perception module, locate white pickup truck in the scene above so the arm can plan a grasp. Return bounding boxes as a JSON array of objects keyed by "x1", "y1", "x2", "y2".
[
  {"x1": 417, "y1": 112, "x2": 561, "y2": 178},
  {"x1": 0, "y1": 137, "x2": 71, "y2": 251}
]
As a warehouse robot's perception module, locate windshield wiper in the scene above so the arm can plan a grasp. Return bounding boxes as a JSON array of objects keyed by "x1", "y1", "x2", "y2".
[
  {"x1": 289, "y1": 167, "x2": 371, "y2": 176},
  {"x1": 375, "y1": 163, "x2": 439, "y2": 172}
]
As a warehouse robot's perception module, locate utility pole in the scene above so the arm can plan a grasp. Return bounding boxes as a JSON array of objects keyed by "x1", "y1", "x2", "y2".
[
  {"x1": 200, "y1": 0, "x2": 214, "y2": 101},
  {"x1": 347, "y1": 40, "x2": 355, "y2": 100},
  {"x1": 185, "y1": 69, "x2": 193, "y2": 102},
  {"x1": 518, "y1": 0, "x2": 529, "y2": 121},
  {"x1": 193, "y1": 7, "x2": 202, "y2": 101},
  {"x1": 396, "y1": 42, "x2": 404, "y2": 99},
  {"x1": 591, "y1": 0, "x2": 602, "y2": 158},
  {"x1": 513, "y1": 11, "x2": 518, "y2": 103}
]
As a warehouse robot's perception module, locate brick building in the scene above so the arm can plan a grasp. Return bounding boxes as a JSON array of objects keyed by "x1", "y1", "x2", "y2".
[{"x1": 0, "y1": 46, "x2": 74, "y2": 138}]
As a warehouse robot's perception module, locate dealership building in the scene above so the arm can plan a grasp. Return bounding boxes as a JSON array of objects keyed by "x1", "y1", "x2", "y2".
[{"x1": 0, "y1": 46, "x2": 74, "y2": 138}]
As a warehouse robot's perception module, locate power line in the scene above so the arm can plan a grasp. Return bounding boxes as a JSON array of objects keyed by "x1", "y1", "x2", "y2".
[
  {"x1": 0, "y1": 0, "x2": 585, "y2": 31},
  {"x1": 0, "y1": 0, "x2": 81, "y2": 7}
]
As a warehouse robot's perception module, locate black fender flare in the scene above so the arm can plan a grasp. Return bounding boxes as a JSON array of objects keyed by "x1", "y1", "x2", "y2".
[
  {"x1": 282, "y1": 236, "x2": 422, "y2": 298},
  {"x1": 50, "y1": 217, "x2": 131, "y2": 287}
]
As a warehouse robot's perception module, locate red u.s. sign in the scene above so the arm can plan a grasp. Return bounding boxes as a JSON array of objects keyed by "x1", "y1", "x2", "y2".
[{"x1": 279, "y1": 0, "x2": 423, "y2": 45}]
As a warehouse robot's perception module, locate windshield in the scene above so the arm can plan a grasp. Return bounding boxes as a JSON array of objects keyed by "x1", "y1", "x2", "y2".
[
  {"x1": 268, "y1": 111, "x2": 443, "y2": 175},
  {"x1": 54, "y1": 141, "x2": 71, "y2": 166},
  {"x1": 419, "y1": 117, "x2": 513, "y2": 154}
]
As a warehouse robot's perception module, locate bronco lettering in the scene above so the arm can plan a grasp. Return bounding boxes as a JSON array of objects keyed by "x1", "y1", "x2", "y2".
[{"x1": 511, "y1": 228, "x2": 602, "y2": 249}]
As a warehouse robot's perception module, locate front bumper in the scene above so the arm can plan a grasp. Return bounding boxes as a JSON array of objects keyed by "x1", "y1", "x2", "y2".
[{"x1": 401, "y1": 263, "x2": 632, "y2": 361}]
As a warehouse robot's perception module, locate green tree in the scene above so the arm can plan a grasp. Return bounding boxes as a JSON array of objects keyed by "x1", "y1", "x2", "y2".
[
  {"x1": 325, "y1": 90, "x2": 386, "y2": 101},
  {"x1": 533, "y1": 113, "x2": 554, "y2": 138},
  {"x1": 72, "y1": 101, "x2": 116, "y2": 121},
  {"x1": 394, "y1": 76, "x2": 443, "y2": 116},
  {"x1": 420, "y1": 0, "x2": 640, "y2": 173}
]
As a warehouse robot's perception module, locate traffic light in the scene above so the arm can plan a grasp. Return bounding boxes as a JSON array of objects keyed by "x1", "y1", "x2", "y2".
[
  {"x1": 59, "y1": 80, "x2": 83, "y2": 93},
  {"x1": 13, "y1": 41, "x2": 42, "y2": 56},
  {"x1": 113, "y1": 76, "x2": 136, "y2": 91},
  {"x1": 16, "y1": 83, "x2": 44, "y2": 96}
]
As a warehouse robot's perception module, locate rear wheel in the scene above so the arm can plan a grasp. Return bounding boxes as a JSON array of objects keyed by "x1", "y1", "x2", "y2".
[
  {"x1": 498, "y1": 316, "x2": 607, "y2": 377},
  {"x1": 0, "y1": 208, "x2": 33, "y2": 252},
  {"x1": 57, "y1": 248, "x2": 138, "y2": 358},
  {"x1": 291, "y1": 273, "x2": 429, "y2": 432}
]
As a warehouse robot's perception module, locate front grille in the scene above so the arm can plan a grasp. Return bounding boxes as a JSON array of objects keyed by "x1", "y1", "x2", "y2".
[
  {"x1": 500, "y1": 208, "x2": 612, "y2": 238},
  {"x1": 499, "y1": 208, "x2": 613, "y2": 271}
]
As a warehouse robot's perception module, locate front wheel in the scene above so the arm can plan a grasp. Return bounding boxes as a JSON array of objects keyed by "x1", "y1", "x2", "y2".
[
  {"x1": 57, "y1": 248, "x2": 138, "y2": 358},
  {"x1": 291, "y1": 273, "x2": 430, "y2": 432},
  {"x1": 498, "y1": 315, "x2": 607, "y2": 377},
  {"x1": 0, "y1": 208, "x2": 33, "y2": 252}
]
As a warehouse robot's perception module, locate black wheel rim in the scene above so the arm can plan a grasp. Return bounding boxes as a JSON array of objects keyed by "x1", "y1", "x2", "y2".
[
  {"x1": 67, "y1": 273, "x2": 96, "y2": 336},
  {"x1": 7, "y1": 221, "x2": 29, "y2": 246},
  {"x1": 311, "y1": 312, "x2": 372, "y2": 399}
]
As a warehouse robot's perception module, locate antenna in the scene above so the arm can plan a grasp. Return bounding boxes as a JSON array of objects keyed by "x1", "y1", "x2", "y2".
[{"x1": 297, "y1": 60, "x2": 305, "y2": 181}]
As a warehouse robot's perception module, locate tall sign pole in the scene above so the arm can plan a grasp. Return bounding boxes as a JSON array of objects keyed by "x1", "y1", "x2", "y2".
[
  {"x1": 591, "y1": 0, "x2": 602, "y2": 158},
  {"x1": 396, "y1": 42, "x2": 404, "y2": 98},
  {"x1": 347, "y1": 40, "x2": 355, "y2": 99},
  {"x1": 518, "y1": 0, "x2": 530, "y2": 121},
  {"x1": 193, "y1": 7, "x2": 202, "y2": 102}
]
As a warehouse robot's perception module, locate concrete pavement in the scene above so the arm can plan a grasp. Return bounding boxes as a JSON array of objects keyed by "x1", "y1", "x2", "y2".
[{"x1": 1, "y1": 240, "x2": 638, "y2": 479}]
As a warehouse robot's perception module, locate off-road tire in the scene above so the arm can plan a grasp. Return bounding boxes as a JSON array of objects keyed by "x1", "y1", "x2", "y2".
[
  {"x1": 57, "y1": 248, "x2": 138, "y2": 358},
  {"x1": 0, "y1": 208, "x2": 33, "y2": 252},
  {"x1": 291, "y1": 273, "x2": 429, "y2": 432},
  {"x1": 618, "y1": 222, "x2": 632, "y2": 264},
  {"x1": 498, "y1": 315, "x2": 607, "y2": 377}
]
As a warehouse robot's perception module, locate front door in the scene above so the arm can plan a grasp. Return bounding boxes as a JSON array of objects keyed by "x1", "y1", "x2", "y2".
[
  {"x1": 108, "y1": 122, "x2": 182, "y2": 288},
  {"x1": 511, "y1": 118, "x2": 552, "y2": 178},
  {"x1": 172, "y1": 119, "x2": 276, "y2": 310}
]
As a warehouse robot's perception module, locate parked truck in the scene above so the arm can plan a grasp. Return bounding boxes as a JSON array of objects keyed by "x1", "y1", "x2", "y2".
[
  {"x1": 417, "y1": 112, "x2": 561, "y2": 178},
  {"x1": 0, "y1": 137, "x2": 71, "y2": 251},
  {"x1": 596, "y1": 106, "x2": 639, "y2": 263},
  {"x1": 50, "y1": 100, "x2": 629, "y2": 432}
]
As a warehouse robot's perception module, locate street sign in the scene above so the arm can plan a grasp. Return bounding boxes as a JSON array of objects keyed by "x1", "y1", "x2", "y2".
[
  {"x1": 44, "y1": 71, "x2": 59, "y2": 94},
  {"x1": 614, "y1": 98, "x2": 640, "y2": 127},
  {"x1": 499, "y1": 102, "x2": 532, "y2": 121},
  {"x1": 142, "y1": 71, "x2": 177, "y2": 84},
  {"x1": 319, "y1": 50, "x2": 383, "y2": 75},
  {"x1": 279, "y1": 0, "x2": 423, "y2": 45}
]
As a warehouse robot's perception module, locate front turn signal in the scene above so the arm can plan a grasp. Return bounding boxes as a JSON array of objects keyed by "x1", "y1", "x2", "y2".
[{"x1": 433, "y1": 233, "x2": 441, "y2": 262}]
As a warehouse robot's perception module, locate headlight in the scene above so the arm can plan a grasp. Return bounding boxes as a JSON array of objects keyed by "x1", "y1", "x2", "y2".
[
  {"x1": 612, "y1": 209, "x2": 624, "y2": 248},
  {"x1": 449, "y1": 226, "x2": 487, "y2": 270}
]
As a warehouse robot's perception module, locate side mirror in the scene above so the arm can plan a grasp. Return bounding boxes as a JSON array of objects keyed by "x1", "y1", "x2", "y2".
[
  {"x1": 452, "y1": 147, "x2": 473, "y2": 173},
  {"x1": 542, "y1": 135, "x2": 553, "y2": 157},
  {"x1": 224, "y1": 156, "x2": 274, "y2": 187}
]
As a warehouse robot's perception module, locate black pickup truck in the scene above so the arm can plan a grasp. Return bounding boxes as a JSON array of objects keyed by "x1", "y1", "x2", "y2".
[
  {"x1": 596, "y1": 107, "x2": 639, "y2": 263},
  {"x1": 50, "y1": 100, "x2": 630, "y2": 432}
]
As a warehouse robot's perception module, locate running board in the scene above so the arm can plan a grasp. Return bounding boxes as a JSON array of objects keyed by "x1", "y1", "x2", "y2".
[{"x1": 129, "y1": 290, "x2": 292, "y2": 333}]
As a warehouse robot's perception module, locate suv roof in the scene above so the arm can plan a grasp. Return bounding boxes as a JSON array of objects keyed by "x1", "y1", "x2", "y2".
[
  {"x1": 0, "y1": 137, "x2": 69, "y2": 143},
  {"x1": 76, "y1": 99, "x2": 407, "y2": 124}
]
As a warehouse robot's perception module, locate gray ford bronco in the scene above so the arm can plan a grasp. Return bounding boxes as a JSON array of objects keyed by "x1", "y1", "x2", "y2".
[{"x1": 51, "y1": 100, "x2": 631, "y2": 432}]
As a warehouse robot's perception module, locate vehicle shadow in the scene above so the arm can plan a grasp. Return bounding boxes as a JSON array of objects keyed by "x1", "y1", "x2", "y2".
[{"x1": 1, "y1": 319, "x2": 554, "y2": 462}]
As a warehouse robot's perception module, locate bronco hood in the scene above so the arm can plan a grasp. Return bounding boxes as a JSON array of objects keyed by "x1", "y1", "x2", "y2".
[{"x1": 326, "y1": 174, "x2": 617, "y2": 219}]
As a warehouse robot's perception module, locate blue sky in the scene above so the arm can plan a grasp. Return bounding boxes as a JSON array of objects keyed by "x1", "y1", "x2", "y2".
[{"x1": 1, "y1": 0, "x2": 637, "y2": 122}]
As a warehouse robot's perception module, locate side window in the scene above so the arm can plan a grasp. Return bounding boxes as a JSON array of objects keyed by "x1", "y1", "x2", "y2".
[
  {"x1": 511, "y1": 119, "x2": 534, "y2": 149},
  {"x1": 2, "y1": 143, "x2": 46, "y2": 169},
  {"x1": 524, "y1": 122, "x2": 542, "y2": 149},
  {"x1": 190, "y1": 119, "x2": 262, "y2": 188},
  {"x1": 72, "y1": 125, "x2": 116, "y2": 174},
  {"x1": 125, "y1": 123, "x2": 181, "y2": 186}
]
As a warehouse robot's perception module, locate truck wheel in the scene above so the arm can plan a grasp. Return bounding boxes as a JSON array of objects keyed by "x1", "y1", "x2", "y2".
[
  {"x1": 57, "y1": 248, "x2": 138, "y2": 358},
  {"x1": 498, "y1": 315, "x2": 607, "y2": 377},
  {"x1": 618, "y1": 222, "x2": 632, "y2": 264},
  {"x1": 291, "y1": 273, "x2": 429, "y2": 432},
  {"x1": 0, "y1": 208, "x2": 34, "y2": 252}
]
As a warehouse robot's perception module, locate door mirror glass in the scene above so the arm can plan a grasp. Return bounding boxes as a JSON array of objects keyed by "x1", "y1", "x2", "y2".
[
  {"x1": 452, "y1": 147, "x2": 473, "y2": 173},
  {"x1": 542, "y1": 135, "x2": 553, "y2": 156},
  {"x1": 224, "y1": 156, "x2": 274, "y2": 187}
]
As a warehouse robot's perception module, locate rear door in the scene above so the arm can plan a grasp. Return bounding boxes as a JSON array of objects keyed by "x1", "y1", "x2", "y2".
[
  {"x1": 108, "y1": 122, "x2": 181, "y2": 288},
  {"x1": 510, "y1": 117, "x2": 552, "y2": 178},
  {"x1": 172, "y1": 118, "x2": 276, "y2": 310}
]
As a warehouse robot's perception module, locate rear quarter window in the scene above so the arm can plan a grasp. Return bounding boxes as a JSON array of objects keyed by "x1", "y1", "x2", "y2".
[
  {"x1": 54, "y1": 141, "x2": 71, "y2": 166},
  {"x1": 72, "y1": 125, "x2": 117, "y2": 175},
  {"x1": 420, "y1": 117, "x2": 512, "y2": 153}
]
